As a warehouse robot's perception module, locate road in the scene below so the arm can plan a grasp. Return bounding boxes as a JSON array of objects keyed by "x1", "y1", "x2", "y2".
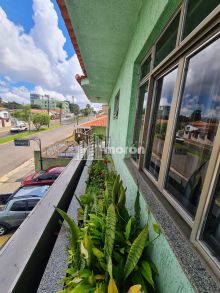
[{"x1": 0, "y1": 122, "x2": 76, "y2": 178}]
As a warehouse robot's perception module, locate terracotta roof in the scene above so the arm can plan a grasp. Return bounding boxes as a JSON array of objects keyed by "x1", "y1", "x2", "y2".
[
  {"x1": 190, "y1": 121, "x2": 217, "y2": 127},
  {"x1": 31, "y1": 109, "x2": 48, "y2": 113},
  {"x1": 57, "y1": 0, "x2": 87, "y2": 76},
  {"x1": 31, "y1": 109, "x2": 63, "y2": 114},
  {"x1": 79, "y1": 115, "x2": 107, "y2": 128}
]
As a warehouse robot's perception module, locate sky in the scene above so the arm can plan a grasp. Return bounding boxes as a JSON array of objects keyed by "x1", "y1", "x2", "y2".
[{"x1": 0, "y1": 0, "x2": 99, "y2": 109}]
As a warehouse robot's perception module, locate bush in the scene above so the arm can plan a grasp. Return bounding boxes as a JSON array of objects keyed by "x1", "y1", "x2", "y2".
[
  {"x1": 32, "y1": 113, "x2": 50, "y2": 130},
  {"x1": 56, "y1": 159, "x2": 160, "y2": 293}
]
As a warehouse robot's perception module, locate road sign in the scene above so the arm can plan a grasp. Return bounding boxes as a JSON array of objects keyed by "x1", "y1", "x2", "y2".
[{"x1": 14, "y1": 139, "x2": 30, "y2": 147}]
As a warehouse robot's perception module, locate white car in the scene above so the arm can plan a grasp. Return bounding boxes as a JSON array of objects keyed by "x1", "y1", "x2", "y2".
[{"x1": 10, "y1": 122, "x2": 27, "y2": 133}]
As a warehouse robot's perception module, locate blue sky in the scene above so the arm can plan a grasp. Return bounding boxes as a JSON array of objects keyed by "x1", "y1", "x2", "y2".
[{"x1": 0, "y1": 0, "x2": 91, "y2": 108}]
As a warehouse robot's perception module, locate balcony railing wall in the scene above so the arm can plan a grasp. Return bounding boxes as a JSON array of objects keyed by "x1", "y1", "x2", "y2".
[{"x1": 0, "y1": 150, "x2": 87, "y2": 293}]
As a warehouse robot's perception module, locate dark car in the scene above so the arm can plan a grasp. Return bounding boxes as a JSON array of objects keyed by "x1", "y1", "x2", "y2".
[{"x1": 21, "y1": 166, "x2": 65, "y2": 186}]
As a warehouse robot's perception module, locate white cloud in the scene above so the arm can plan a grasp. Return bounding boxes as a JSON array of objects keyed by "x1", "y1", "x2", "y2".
[
  {"x1": 31, "y1": 0, "x2": 67, "y2": 63},
  {"x1": 160, "y1": 97, "x2": 170, "y2": 107},
  {"x1": 0, "y1": 1, "x2": 91, "y2": 107}
]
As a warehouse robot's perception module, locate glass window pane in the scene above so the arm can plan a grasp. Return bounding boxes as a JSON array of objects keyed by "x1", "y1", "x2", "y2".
[
  {"x1": 202, "y1": 172, "x2": 220, "y2": 261},
  {"x1": 145, "y1": 67, "x2": 178, "y2": 179},
  {"x1": 154, "y1": 13, "x2": 180, "y2": 67},
  {"x1": 166, "y1": 37, "x2": 220, "y2": 218},
  {"x1": 183, "y1": 0, "x2": 220, "y2": 39},
  {"x1": 132, "y1": 82, "x2": 149, "y2": 162},
  {"x1": 141, "y1": 56, "x2": 151, "y2": 80},
  {"x1": 10, "y1": 201, "x2": 26, "y2": 211},
  {"x1": 113, "y1": 93, "x2": 119, "y2": 119}
]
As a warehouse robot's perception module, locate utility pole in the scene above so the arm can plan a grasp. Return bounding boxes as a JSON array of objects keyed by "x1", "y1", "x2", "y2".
[{"x1": 46, "y1": 94, "x2": 50, "y2": 128}]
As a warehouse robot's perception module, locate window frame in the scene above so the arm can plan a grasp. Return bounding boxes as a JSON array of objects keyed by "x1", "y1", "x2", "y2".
[
  {"x1": 113, "y1": 91, "x2": 120, "y2": 120},
  {"x1": 143, "y1": 64, "x2": 179, "y2": 182},
  {"x1": 131, "y1": 79, "x2": 150, "y2": 167},
  {"x1": 130, "y1": 0, "x2": 220, "y2": 274}
]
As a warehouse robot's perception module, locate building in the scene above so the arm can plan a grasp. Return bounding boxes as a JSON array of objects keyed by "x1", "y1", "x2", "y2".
[
  {"x1": 57, "y1": 0, "x2": 220, "y2": 291},
  {"x1": 0, "y1": 107, "x2": 10, "y2": 128},
  {"x1": 0, "y1": 1, "x2": 220, "y2": 292},
  {"x1": 30, "y1": 93, "x2": 70, "y2": 113}
]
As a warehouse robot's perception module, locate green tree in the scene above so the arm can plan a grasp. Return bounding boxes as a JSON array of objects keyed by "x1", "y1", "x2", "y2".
[
  {"x1": 13, "y1": 105, "x2": 32, "y2": 131},
  {"x1": 32, "y1": 113, "x2": 50, "y2": 130},
  {"x1": 69, "y1": 103, "x2": 80, "y2": 115},
  {"x1": 81, "y1": 103, "x2": 92, "y2": 117}
]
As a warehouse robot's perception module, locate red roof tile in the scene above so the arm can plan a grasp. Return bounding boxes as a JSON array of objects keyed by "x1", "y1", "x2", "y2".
[{"x1": 79, "y1": 115, "x2": 107, "y2": 128}]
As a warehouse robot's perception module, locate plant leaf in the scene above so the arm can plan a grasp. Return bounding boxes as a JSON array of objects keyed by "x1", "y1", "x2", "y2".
[
  {"x1": 107, "y1": 257, "x2": 113, "y2": 278},
  {"x1": 125, "y1": 218, "x2": 132, "y2": 241},
  {"x1": 104, "y1": 204, "x2": 116, "y2": 258},
  {"x1": 134, "y1": 190, "x2": 141, "y2": 232},
  {"x1": 118, "y1": 184, "x2": 126, "y2": 208},
  {"x1": 112, "y1": 175, "x2": 120, "y2": 204},
  {"x1": 108, "y1": 278, "x2": 119, "y2": 293},
  {"x1": 152, "y1": 223, "x2": 161, "y2": 235},
  {"x1": 140, "y1": 261, "x2": 154, "y2": 288},
  {"x1": 124, "y1": 225, "x2": 148, "y2": 279},
  {"x1": 127, "y1": 285, "x2": 142, "y2": 293}
]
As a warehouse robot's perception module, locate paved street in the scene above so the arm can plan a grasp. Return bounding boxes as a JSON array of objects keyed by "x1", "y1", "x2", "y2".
[
  {"x1": 0, "y1": 122, "x2": 76, "y2": 178},
  {"x1": 0, "y1": 158, "x2": 34, "y2": 194}
]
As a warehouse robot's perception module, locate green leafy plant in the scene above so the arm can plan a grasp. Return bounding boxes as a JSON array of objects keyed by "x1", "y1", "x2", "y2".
[{"x1": 56, "y1": 159, "x2": 160, "y2": 292}]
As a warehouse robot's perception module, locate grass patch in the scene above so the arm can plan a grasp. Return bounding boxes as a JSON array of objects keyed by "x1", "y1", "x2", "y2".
[{"x1": 0, "y1": 124, "x2": 61, "y2": 145}]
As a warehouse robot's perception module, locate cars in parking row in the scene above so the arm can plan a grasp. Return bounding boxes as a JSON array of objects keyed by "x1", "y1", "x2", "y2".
[{"x1": 0, "y1": 166, "x2": 65, "y2": 235}]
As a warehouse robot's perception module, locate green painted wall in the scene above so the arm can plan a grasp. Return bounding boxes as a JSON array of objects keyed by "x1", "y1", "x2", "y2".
[
  {"x1": 92, "y1": 126, "x2": 106, "y2": 137},
  {"x1": 108, "y1": 0, "x2": 195, "y2": 292},
  {"x1": 34, "y1": 151, "x2": 71, "y2": 171}
]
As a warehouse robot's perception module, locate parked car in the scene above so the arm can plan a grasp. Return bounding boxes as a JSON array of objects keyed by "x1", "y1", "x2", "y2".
[
  {"x1": 21, "y1": 166, "x2": 65, "y2": 186},
  {"x1": 0, "y1": 185, "x2": 50, "y2": 235},
  {"x1": 10, "y1": 121, "x2": 27, "y2": 133}
]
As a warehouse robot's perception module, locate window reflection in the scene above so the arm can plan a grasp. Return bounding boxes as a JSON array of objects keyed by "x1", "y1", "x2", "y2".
[
  {"x1": 141, "y1": 56, "x2": 151, "y2": 80},
  {"x1": 166, "y1": 37, "x2": 220, "y2": 218},
  {"x1": 183, "y1": 0, "x2": 220, "y2": 39},
  {"x1": 202, "y1": 173, "x2": 220, "y2": 261},
  {"x1": 132, "y1": 82, "x2": 149, "y2": 162},
  {"x1": 154, "y1": 13, "x2": 180, "y2": 67},
  {"x1": 145, "y1": 68, "x2": 178, "y2": 179}
]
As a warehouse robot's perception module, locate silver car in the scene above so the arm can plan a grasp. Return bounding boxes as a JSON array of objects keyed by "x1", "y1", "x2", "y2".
[{"x1": 0, "y1": 185, "x2": 49, "y2": 235}]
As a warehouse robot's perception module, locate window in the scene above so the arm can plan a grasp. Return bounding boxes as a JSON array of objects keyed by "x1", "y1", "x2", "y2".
[
  {"x1": 132, "y1": 82, "x2": 149, "y2": 162},
  {"x1": 165, "y1": 37, "x2": 220, "y2": 218},
  {"x1": 27, "y1": 199, "x2": 40, "y2": 211},
  {"x1": 37, "y1": 173, "x2": 56, "y2": 181},
  {"x1": 154, "y1": 12, "x2": 180, "y2": 67},
  {"x1": 183, "y1": 0, "x2": 220, "y2": 39},
  {"x1": 113, "y1": 92, "x2": 120, "y2": 119},
  {"x1": 129, "y1": 0, "x2": 220, "y2": 274},
  {"x1": 201, "y1": 171, "x2": 220, "y2": 261},
  {"x1": 145, "y1": 67, "x2": 178, "y2": 179},
  {"x1": 10, "y1": 201, "x2": 27, "y2": 212},
  {"x1": 140, "y1": 56, "x2": 151, "y2": 80}
]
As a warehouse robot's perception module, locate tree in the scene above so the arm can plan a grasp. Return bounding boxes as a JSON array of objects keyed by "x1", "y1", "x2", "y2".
[
  {"x1": 57, "y1": 102, "x2": 63, "y2": 125},
  {"x1": 81, "y1": 103, "x2": 92, "y2": 117},
  {"x1": 22, "y1": 105, "x2": 32, "y2": 131},
  {"x1": 32, "y1": 113, "x2": 50, "y2": 131},
  {"x1": 13, "y1": 105, "x2": 32, "y2": 131},
  {"x1": 69, "y1": 103, "x2": 80, "y2": 115},
  {"x1": 191, "y1": 110, "x2": 201, "y2": 121}
]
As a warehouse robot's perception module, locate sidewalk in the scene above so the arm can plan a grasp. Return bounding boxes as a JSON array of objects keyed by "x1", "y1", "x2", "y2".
[{"x1": 0, "y1": 158, "x2": 34, "y2": 194}]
